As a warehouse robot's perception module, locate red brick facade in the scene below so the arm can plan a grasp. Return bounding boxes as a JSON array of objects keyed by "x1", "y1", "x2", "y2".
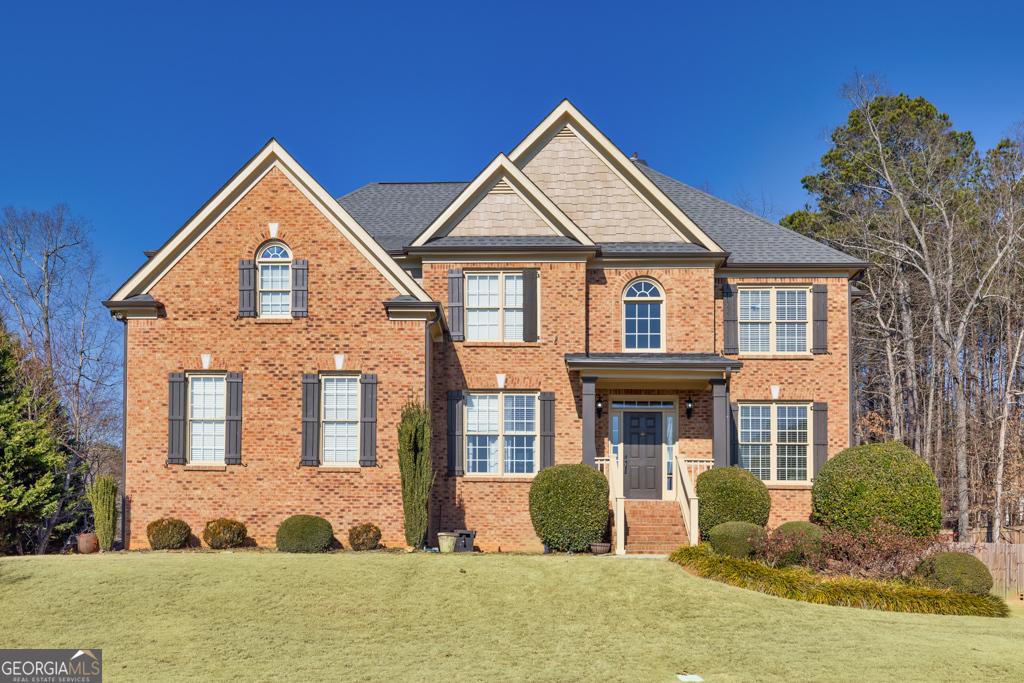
[{"x1": 115, "y1": 133, "x2": 856, "y2": 553}]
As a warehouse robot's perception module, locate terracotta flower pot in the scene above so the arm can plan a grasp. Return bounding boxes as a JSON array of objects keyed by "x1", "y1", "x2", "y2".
[{"x1": 77, "y1": 532, "x2": 99, "y2": 554}]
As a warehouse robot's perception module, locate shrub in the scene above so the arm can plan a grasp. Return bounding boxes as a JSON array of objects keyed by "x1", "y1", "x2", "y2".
[
  {"x1": 670, "y1": 544, "x2": 1008, "y2": 617},
  {"x1": 812, "y1": 521, "x2": 938, "y2": 580},
  {"x1": 755, "y1": 521, "x2": 824, "y2": 567},
  {"x1": 202, "y1": 518, "x2": 247, "y2": 549},
  {"x1": 146, "y1": 517, "x2": 191, "y2": 550},
  {"x1": 695, "y1": 467, "x2": 771, "y2": 539},
  {"x1": 398, "y1": 401, "x2": 433, "y2": 548},
  {"x1": 276, "y1": 515, "x2": 334, "y2": 553},
  {"x1": 708, "y1": 521, "x2": 765, "y2": 558},
  {"x1": 529, "y1": 464, "x2": 609, "y2": 552},
  {"x1": 812, "y1": 441, "x2": 941, "y2": 536},
  {"x1": 348, "y1": 523, "x2": 382, "y2": 551},
  {"x1": 917, "y1": 552, "x2": 994, "y2": 595},
  {"x1": 86, "y1": 475, "x2": 118, "y2": 552}
]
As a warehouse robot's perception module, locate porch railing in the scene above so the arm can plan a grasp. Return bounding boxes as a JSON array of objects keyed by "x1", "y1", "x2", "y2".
[
  {"x1": 606, "y1": 455, "x2": 626, "y2": 555},
  {"x1": 682, "y1": 458, "x2": 714, "y2": 486},
  {"x1": 674, "y1": 454, "x2": 702, "y2": 546}
]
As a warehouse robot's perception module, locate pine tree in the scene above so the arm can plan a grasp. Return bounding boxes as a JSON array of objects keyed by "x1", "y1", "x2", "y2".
[{"x1": 0, "y1": 326, "x2": 65, "y2": 554}]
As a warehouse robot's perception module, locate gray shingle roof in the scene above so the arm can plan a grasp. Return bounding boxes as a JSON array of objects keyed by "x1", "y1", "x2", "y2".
[
  {"x1": 637, "y1": 165, "x2": 863, "y2": 266},
  {"x1": 598, "y1": 242, "x2": 716, "y2": 257},
  {"x1": 564, "y1": 352, "x2": 742, "y2": 370},
  {"x1": 337, "y1": 166, "x2": 863, "y2": 267}
]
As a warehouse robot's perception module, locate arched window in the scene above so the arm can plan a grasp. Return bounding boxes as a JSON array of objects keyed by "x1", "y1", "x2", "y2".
[
  {"x1": 257, "y1": 242, "x2": 291, "y2": 317},
  {"x1": 623, "y1": 279, "x2": 664, "y2": 350}
]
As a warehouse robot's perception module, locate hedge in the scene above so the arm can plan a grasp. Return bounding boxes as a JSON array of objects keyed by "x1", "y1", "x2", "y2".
[
  {"x1": 276, "y1": 515, "x2": 334, "y2": 553},
  {"x1": 529, "y1": 464, "x2": 609, "y2": 552},
  {"x1": 202, "y1": 518, "x2": 247, "y2": 549},
  {"x1": 695, "y1": 467, "x2": 771, "y2": 539},
  {"x1": 670, "y1": 544, "x2": 1008, "y2": 617},
  {"x1": 146, "y1": 518, "x2": 191, "y2": 550},
  {"x1": 916, "y1": 552, "x2": 994, "y2": 596},
  {"x1": 708, "y1": 521, "x2": 765, "y2": 558},
  {"x1": 812, "y1": 441, "x2": 941, "y2": 536},
  {"x1": 348, "y1": 523, "x2": 382, "y2": 551}
]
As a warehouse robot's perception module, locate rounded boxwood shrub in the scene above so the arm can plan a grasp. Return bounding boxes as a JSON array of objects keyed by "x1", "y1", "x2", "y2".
[
  {"x1": 812, "y1": 441, "x2": 941, "y2": 536},
  {"x1": 770, "y1": 521, "x2": 824, "y2": 566},
  {"x1": 276, "y1": 515, "x2": 334, "y2": 553},
  {"x1": 708, "y1": 521, "x2": 766, "y2": 558},
  {"x1": 202, "y1": 518, "x2": 247, "y2": 549},
  {"x1": 916, "y1": 551, "x2": 993, "y2": 595},
  {"x1": 529, "y1": 464, "x2": 609, "y2": 552},
  {"x1": 348, "y1": 523, "x2": 382, "y2": 551},
  {"x1": 146, "y1": 517, "x2": 191, "y2": 550},
  {"x1": 695, "y1": 467, "x2": 771, "y2": 539}
]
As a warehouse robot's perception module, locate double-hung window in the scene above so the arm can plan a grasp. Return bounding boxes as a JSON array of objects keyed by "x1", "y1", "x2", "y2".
[
  {"x1": 738, "y1": 403, "x2": 810, "y2": 483},
  {"x1": 738, "y1": 287, "x2": 809, "y2": 354},
  {"x1": 257, "y1": 242, "x2": 291, "y2": 317},
  {"x1": 188, "y1": 374, "x2": 226, "y2": 463},
  {"x1": 466, "y1": 272, "x2": 524, "y2": 341},
  {"x1": 321, "y1": 376, "x2": 360, "y2": 465},
  {"x1": 465, "y1": 392, "x2": 538, "y2": 474}
]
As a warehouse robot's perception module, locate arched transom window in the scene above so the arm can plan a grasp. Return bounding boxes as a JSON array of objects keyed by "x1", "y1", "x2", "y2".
[
  {"x1": 257, "y1": 242, "x2": 291, "y2": 317},
  {"x1": 623, "y1": 279, "x2": 664, "y2": 351}
]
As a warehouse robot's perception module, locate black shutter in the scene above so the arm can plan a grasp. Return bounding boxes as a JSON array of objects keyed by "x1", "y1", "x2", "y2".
[
  {"x1": 447, "y1": 390, "x2": 464, "y2": 476},
  {"x1": 359, "y1": 374, "x2": 377, "y2": 467},
  {"x1": 292, "y1": 259, "x2": 308, "y2": 318},
  {"x1": 812, "y1": 284, "x2": 828, "y2": 354},
  {"x1": 539, "y1": 392, "x2": 555, "y2": 470},
  {"x1": 729, "y1": 402, "x2": 740, "y2": 466},
  {"x1": 522, "y1": 269, "x2": 539, "y2": 342},
  {"x1": 225, "y1": 372, "x2": 242, "y2": 465},
  {"x1": 813, "y1": 402, "x2": 828, "y2": 476},
  {"x1": 168, "y1": 373, "x2": 186, "y2": 465},
  {"x1": 723, "y1": 283, "x2": 738, "y2": 355},
  {"x1": 300, "y1": 374, "x2": 321, "y2": 467},
  {"x1": 448, "y1": 269, "x2": 464, "y2": 341},
  {"x1": 239, "y1": 260, "x2": 256, "y2": 318}
]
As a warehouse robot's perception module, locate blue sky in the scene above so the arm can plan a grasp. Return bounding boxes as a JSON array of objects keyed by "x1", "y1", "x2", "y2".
[{"x1": 3, "y1": 1, "x2": 1024, "y2": 293}]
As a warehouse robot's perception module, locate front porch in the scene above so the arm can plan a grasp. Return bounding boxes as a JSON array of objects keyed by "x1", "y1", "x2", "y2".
[{"x1": 564, "y1": 353, "x2": 742, "y2": 554}]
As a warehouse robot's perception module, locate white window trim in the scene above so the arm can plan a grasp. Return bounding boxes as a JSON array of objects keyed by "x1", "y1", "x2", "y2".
[
  {"x1": 464, "y1": 390, "x2": 540, "y2": 476},
  {"x1": 320, "y1": 373, "x2": 361, "y2": 466},
  {"x1": 257, "y1": 240, "x2": 292, "y2": 319},
  {"x1": 737, "y1": 402, "x2": 813, "y2": 484},
  {"x1": 464, "y1": 271, "x2": 536, "y2": 342},
  {"x1": 186, "y1": 372, "x2": 227, "y2": 465},
  {"x1": 737, "y1": 285, "x2": 812, "y2": 355},
  {"x1": 621, "y1": 278, "x2": 666, "y2": 353}
]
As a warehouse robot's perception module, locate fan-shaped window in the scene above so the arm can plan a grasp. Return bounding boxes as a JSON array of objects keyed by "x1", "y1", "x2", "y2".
[
  {"x1": 623, "y1": 279, "x2": 664, "y2": 351},
  {"x1": 257, "y1": 241, "x2": 291, "y2": 317}
]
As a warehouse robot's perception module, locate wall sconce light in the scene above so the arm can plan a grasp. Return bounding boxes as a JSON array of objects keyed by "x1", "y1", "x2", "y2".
[
  {"x1": 685, "y1": 396, "x2": 694, "y2": 419},
  {"x1": 596, "y1": 398, "x2": 604, "y2": 418}
]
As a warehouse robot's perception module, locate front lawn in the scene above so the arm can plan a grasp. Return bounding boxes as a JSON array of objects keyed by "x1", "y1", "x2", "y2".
[{"x1": 1, "y1": 552, "x2": 1022, "y2": 682}]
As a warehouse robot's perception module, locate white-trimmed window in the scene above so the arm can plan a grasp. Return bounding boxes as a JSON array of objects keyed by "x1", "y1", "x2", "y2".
[
  {"x1": 322, "y1": 375, "x2": 359, "y2": 464},
  {"x1": 738, "y1": 287, "x2": 809, "y2": 354},
  {"x1": 465, "y1": 272, "x2": 524, "y2": 341},
  {"x1": 623, "y1": 279, "x2": 664, "y2": 351},
  {"x1": 257, "y1": 242, "x2": 291, "y2": 317},
  {"x1": 188, "y1": 374, "x2": 226, "y2": 463},
  {"x1": 738, "y1": 403, "x2": 810, "y2": 483},
  {"x1": 465, "y1": 392, "x2": 538, "y2": 474}
]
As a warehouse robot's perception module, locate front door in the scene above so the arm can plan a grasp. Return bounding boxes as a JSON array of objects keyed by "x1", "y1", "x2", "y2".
[{"x1": 623, "y1": 412, "x2": 662, "y2": 499}]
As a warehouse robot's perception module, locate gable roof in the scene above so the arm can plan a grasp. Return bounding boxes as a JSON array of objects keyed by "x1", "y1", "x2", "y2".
[
  {"x1": 107, "y1": 140, "x2": 433, "y2": 305},
  {"x1": 409, "y1": 154, "x2": 593, "y2": 248},
  {"x1": 507, "y1": 100, "x2": 723, "y2": 252},
  {"x1": 337, "y1": 164, "x2": 861, "y2": 268}
]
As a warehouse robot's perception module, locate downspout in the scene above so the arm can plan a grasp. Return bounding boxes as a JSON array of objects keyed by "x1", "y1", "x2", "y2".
[{"x1": 119, "y1": 316, "x2": 128, "y2": 549}]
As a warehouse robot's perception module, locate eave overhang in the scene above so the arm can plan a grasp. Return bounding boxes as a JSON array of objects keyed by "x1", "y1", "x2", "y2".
[{"x1": 564, "y1": 352, "x2": 741, "y2": 381}]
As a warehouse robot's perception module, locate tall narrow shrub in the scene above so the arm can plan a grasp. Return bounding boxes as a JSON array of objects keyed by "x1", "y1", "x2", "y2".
[
  {"x1": 398, "y1": 401, "x2": 433, "y2": 548},
  {"x1": 86, "y1": 475, "x2": 118, "y2": 551}
]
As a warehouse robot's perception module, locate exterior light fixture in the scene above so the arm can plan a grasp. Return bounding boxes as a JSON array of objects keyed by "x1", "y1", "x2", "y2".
[
  {"x1": 685, "y1": 397, "x2": 694, "y2": 419},
  {"x1": 596, "y1": 398, "x2": 604, "y2": 418}
]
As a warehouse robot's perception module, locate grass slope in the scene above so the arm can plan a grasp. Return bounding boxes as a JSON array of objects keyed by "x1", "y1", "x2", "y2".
[{"x1": 2, "y1": 552, "x2": 1023, "y2": 682}]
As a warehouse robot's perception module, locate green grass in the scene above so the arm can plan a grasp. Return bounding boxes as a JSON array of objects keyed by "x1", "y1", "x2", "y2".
[{"x1": 2, "y1": 552, "x2": 1023, "y2": 682}]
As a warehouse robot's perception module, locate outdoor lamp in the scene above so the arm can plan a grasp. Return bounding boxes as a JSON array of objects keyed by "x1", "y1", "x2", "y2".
[
  {"x1": 596, "y1": 398, "x2": 604, "y2": 418},
  {"x1": 685, "y1": 397, "x2": 694, "y2": 419}
]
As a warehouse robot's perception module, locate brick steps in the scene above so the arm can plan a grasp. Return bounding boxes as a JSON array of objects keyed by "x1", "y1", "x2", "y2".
[{"x1": 623, "y1": 500, "x2": 689, "y2": 555}]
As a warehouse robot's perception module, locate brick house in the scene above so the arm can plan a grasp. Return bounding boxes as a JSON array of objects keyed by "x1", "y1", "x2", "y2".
[{"x1": 104, "y1": 101, "x2": 866, "y2": 553}]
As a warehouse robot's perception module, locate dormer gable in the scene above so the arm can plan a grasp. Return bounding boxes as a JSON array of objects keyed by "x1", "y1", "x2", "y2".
[{"x1": 410, "y1": 154, "x2": 593, "y2": 247}]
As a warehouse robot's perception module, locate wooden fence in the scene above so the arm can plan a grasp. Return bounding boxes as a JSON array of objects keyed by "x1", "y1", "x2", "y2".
[{"x1": 950, "y1": 542, "x2": 1024, "y2": 601}]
